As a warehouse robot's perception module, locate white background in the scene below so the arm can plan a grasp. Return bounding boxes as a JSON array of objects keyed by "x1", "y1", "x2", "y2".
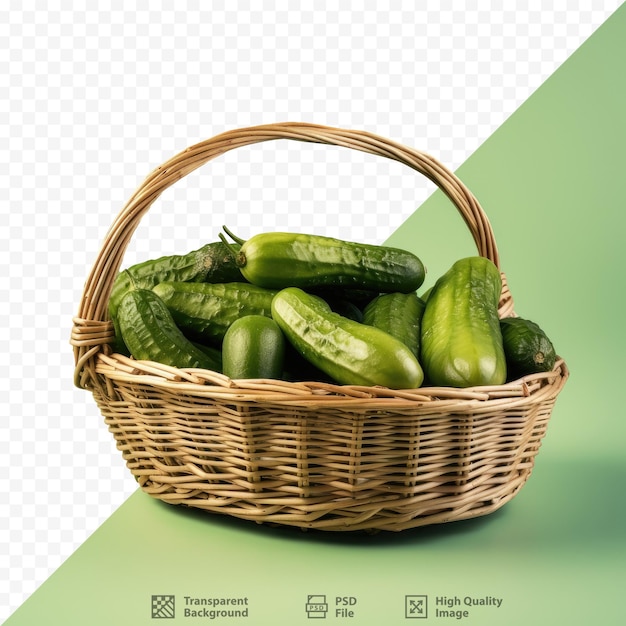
[{"x1": 0, "y1": 2, "x2": 621, "y2": 622}]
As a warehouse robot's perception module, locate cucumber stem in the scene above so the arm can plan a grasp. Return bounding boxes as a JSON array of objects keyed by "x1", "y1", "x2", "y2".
[
  {"x1": 218, "y1": 232, "x2": 247, "y2": 268},
  {"x1": 222, "y1": 225, "x2": 246, "y2": 246}
]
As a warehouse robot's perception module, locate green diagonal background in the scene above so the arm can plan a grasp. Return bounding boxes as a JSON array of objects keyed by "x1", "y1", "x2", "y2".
[{"x1": 6, "y1": 6, "x2": 626, "y2": 625}]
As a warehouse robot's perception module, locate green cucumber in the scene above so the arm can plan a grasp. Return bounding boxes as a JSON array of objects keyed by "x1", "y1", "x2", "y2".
[
  {"x1": 109, "y1": 241, "x2": 244, "y2": 352},
  {"x1": 152, "y1": 281, "x2": 277, "y2": 344},
  {"x1": 117, "y1": 289, "x2": 220, "y2": 370},
  {"x1": 363, "y1": 291, "x2": 425, "y2": 358},
  {"x1": 222, "y1": 229, "x2": 425, "y2": 293},
  {"x1": 420, "y1": 256, "x2": 506, "y2": 387},
  {"x1": 271, "y1": 287, "x2": 424, "y2": 389},
  {"x1": 500, "y1": 316, "x2": 556, "y2": 379},
  {"x1": 222, "y1": 315, "x2": 286, "y2": 379}
]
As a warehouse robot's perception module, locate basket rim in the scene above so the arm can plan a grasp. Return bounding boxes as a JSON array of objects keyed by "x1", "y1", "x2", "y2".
[{"x1": 90, "y1": 347, "x2": 568, "y2": 411}]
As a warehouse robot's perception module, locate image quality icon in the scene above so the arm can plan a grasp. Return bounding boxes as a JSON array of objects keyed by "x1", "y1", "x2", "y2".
[{"x1": 405, "y1": 595, "x2": 428, "y2": 619}]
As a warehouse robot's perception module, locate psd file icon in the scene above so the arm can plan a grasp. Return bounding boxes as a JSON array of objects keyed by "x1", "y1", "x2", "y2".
[{"x1": 306, "y1": 595, "x2": 329, "y2": 618}]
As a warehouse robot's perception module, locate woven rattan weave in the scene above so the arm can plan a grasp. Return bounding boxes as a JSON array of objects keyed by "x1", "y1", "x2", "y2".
[{"x1": 71, "y1": 123, "x2": 568, "y2": 532}]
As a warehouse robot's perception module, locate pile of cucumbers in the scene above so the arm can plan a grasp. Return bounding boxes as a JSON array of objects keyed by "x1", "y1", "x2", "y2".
[{"x1": 110, "y1": 228, "x2": 556, "y2": 390}]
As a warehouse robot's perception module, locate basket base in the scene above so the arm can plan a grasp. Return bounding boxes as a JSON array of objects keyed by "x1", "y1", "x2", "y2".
[{"x1": 136, "y1": 469, "x2": 531, "y2": 533}]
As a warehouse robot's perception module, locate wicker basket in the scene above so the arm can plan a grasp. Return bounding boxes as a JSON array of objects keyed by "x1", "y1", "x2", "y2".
[{"x1": 71, "y1": 123, "x2": 568, "y2": 532}]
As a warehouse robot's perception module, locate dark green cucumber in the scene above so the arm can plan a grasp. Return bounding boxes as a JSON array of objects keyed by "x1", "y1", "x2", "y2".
[
  {"x1": 117, "y1": 289, "x2": 220, "y2": 370},
  {"x1": 109, "y1": 241, "x2": 244, "y2": 352},
  {"x1": 500, "y1": 316, "x2": 556, "y2": 379},
  {"x1": 271, "y1": 287, "x2": 424, "y2": 389},
  {"x1": 310, "y1": 286, "x2": 379, "y2": 310},
  {"x1": 152, "y1": 281, "x2": 277, "y2": 344},
  {"x1": 191, "y1": 341, "x2": 223, "y2": 372},
  {"x1": 324, "y1": 296, "x2": 364, "y2": 322},
  {"x1": 363, "y1": 291, "x2": 425, "y2": 358},
  {"x1": 222, "y1": 315, "x2": 286, "y2": 379},
  {"x1": 420, "y1": 256, "x2": 506, "y2": 387},
  {"x1": 224, "y1": 230, "x2": 425, "y2": 293},
  {"x1": 282, "y1": 343, "x2": 335, "y2": 383}
]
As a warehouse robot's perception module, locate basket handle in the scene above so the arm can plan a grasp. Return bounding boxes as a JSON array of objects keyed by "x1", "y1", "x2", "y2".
[{"x1": 71, "y1": 122, "x2": 507, "y2": 390}]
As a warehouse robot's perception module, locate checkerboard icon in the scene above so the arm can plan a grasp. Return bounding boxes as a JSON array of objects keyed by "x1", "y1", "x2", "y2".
[{"x1": 151, "y1": 595, "x2": 175, "y2": 619}]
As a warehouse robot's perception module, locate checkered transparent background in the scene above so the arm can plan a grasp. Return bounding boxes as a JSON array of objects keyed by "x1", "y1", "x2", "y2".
[{"x1": 0, "y1": 1, "x2": 621, "y2": 622}]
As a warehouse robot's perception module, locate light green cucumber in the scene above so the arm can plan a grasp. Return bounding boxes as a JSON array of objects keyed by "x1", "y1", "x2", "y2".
[
  {"x1": 420, "y1": 256, "x2": 506, "y2": 387},
  {"x1": 222, "y1": 229, "x2": 425, "y2": 293},
  {"x1": 271, "y1": 287, "x2": 424, "y2": 389}
]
